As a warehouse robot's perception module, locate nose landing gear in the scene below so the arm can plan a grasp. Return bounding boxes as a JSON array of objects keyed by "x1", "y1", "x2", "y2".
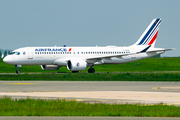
[{"x1": 15, "y1": 65, "x2": 22, "y2": 74}]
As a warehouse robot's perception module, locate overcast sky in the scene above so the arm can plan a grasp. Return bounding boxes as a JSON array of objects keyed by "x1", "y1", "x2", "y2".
[{"x1": 0, "y1": 0, "x2": 179, "y2": 56}]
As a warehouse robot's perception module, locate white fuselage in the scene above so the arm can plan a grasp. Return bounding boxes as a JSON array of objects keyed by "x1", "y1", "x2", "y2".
[{"x1": 3, "y1": 46, "x2": 163, "y2": 66}]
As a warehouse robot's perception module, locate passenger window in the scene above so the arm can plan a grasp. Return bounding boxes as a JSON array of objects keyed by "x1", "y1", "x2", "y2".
[{"x1": 16, "y1": 52, "x2": 20, "y2": 55}]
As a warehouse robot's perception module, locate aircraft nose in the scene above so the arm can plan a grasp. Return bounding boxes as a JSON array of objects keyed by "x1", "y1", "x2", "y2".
[{"x1": 3, "y1": 56, "x2": 13, "y2": 64}]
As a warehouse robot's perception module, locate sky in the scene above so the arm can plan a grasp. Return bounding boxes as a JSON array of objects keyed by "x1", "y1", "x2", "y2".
[{"x1": 0, "y1": 0, "x2": 180, "y2": 56}]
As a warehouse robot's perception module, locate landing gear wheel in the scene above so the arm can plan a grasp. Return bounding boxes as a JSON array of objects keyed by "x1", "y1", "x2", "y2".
[
  {"x1": 15, "y1": 65, "x2": 22, "y2": 74},
  {"x1": 72, "y1": 71, "x2": 79, "y2": 73},
  {"x1": 16, "y1": 70, "x2": 20, "y2": 74},
  {"x1": 88, "y1": 68, "x2": 95, "y2": 73}
]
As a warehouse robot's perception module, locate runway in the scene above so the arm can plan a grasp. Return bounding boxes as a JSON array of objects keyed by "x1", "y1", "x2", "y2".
[{"x1": 0, "y1": 81, "x2": 180, "y2": 105}]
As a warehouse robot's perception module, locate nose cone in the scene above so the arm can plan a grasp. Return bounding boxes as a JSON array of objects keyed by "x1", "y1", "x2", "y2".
[{"x1": 3, "y1": 56, "x2": 13, "y2": 64}]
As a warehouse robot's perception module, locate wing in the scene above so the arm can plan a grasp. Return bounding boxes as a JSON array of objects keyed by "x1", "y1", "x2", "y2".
[
  {"x1": 86, "y1": 53, "x2": 136, "y2": 61},
  {"x1": 85, "y1": 48, "x2": 174, "y2": 62}
]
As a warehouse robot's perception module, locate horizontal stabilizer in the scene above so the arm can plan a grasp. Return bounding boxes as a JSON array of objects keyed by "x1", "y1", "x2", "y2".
[{"x1": 147, "y1": 48, "x2": 175, "y2": 53}]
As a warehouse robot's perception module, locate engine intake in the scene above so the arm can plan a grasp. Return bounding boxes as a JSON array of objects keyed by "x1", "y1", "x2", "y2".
[{"x1": 67, "y1": 60, "x2": 87, "y2": 71}]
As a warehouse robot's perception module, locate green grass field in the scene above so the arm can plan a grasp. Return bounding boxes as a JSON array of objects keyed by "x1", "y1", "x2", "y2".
[
  {"x1": 1, "y1": 58, "x2": 180, "y2": 81},
  {"x1": 1, "y1": 72, "x2": 180, "y2": 81},
  {"x1": 1, "y1": 57, "x2": 180, "y2": 73},
  {"x1": 0, "y1": 97, "x2": 179, "y2": 117}
]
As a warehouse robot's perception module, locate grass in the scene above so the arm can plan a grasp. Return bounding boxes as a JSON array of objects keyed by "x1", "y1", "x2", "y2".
[
  {"x1": 1, "y1": 57, "x2": 180, "y2": 73},
  {"x1": 1, "y1": 72, "x2": 180, "y2": 81},
  {"x1": 0, "y1": 97, "x2": 180, "y2": 117},
  {"x1": 1, "y1": 57, "x2": 180, "y2": 81}
]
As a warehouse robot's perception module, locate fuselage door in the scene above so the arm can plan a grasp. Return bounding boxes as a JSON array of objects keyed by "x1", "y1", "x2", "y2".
[{"x1": 27, "y1": 48, "x2": 33, "y2": 59}]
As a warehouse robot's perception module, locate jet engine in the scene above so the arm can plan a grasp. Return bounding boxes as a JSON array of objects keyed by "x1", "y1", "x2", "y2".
[
  {"x1": 41, "y1": 65, "x2": 60, "y2": 70},
  {"x1": 67, "y1": 60, "x2": 87, "y2": 71}
]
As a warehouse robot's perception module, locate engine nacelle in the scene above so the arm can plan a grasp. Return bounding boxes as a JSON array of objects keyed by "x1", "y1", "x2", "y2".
[
  {"x1": 67, "y1": 60, "x2": 87, "y2": 71},
  {"x1": 41, "y1": 65, "x2": 60, "y2": 70}
]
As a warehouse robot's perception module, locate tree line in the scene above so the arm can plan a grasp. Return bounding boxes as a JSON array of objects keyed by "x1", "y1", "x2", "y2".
[{"x1": 0, "y1": 50, "x2": 11, "y2": 58}]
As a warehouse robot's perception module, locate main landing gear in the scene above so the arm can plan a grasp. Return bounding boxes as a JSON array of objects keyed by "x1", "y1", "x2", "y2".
[
  {"x1": 72, "y1": 71, "x2": 79, "y2": 73},
  {"x1": 71, "y1": 68, "x2": 95, "y2": 73},
  {"x1": 88, "y1": 68, "x2": 95, "y2": 73},
  {"x1": 15, "y1": 65, "x2": 22, "y2": 74}
]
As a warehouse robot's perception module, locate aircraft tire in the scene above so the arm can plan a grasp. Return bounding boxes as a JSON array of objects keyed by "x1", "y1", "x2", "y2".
[
  {"x1": 88, "y1": 68, "x2": 95, "y2": 73},
  {"x1": 16, "y1": 70, "x2": 20, "y2": 74},
  {"x1": 72, "y1": 71, "x2": 78, "y2": 73}
]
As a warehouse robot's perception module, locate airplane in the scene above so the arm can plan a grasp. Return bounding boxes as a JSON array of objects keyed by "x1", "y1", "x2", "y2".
[{"x1": 3, "y1": 18, "x2": 173, "y2": 74}]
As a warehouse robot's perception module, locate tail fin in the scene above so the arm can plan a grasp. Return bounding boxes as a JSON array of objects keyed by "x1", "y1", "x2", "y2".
[{"x1": 133, "y1": 18, "x2": 161, "y2": 48}]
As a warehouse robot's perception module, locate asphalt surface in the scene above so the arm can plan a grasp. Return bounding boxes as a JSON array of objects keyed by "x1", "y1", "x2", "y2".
[
  {"x1": 0, "y1": 81, "x2": 180, "y2": 120},
  {"x1": 0, "y1": 81, "x2": 180, "y2": 105},
  {"x1": 0, "y1": 81, "x2": 180, "y2": 92}
]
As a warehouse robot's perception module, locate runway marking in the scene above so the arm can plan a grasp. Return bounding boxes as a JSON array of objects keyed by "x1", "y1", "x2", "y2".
[
  {"x1": 4, "y1": 91, "x2": 64, "y2": 93},
  {"x1": 152, "y1": 87, "x2": 180, "y2": 90},
  {"x1": 3, "y1": 83, "x2": 37, "y2": 85}
]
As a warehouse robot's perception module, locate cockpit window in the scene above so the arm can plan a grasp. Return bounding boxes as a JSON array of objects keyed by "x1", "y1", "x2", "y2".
[
  {"x1": 8, "y1": 52, "x2": 20, "y2": 55},
  {"x1": 8, "y1": 52, "x2": 16, "y2": 55}
]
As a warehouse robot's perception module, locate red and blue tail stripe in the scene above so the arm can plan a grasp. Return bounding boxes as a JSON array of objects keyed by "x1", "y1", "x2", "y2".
[{"x1": 137, "y1": 18, "x2": 161, "y2": 45}]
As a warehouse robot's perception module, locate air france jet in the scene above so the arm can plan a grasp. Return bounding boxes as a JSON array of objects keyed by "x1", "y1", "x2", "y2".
[{"x1": 3, "y1": 18, "x2": 173, "y2": 74}]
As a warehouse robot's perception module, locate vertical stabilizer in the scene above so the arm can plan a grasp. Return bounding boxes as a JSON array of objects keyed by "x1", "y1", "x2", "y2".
[{"x1": 133, "y1": 18, "x2": 161, "y2": 48}]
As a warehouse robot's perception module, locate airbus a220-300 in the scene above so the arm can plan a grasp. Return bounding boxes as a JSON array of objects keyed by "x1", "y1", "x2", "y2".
[{"x1": 3, "y1": 18, "x2": 173, "y2": 73}]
